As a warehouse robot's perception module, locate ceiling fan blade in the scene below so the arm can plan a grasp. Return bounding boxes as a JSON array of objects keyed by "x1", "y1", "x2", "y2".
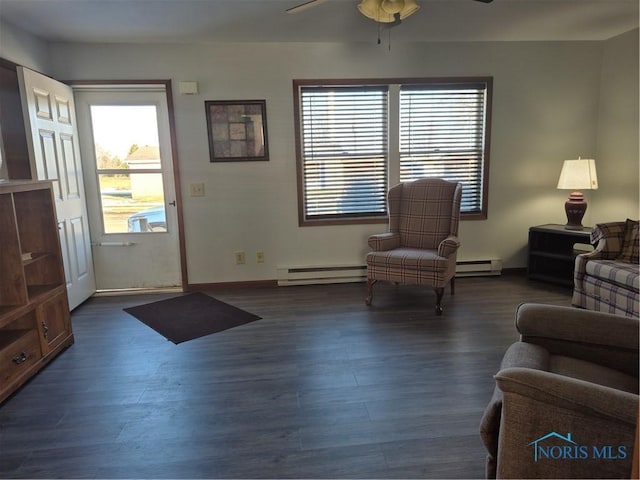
[
  {"x1": 473, "y1": 0, "x2": 494, "y2": 3},
  {"x1": 286, "y1": 0, "x2": 329, "y2": 14}
]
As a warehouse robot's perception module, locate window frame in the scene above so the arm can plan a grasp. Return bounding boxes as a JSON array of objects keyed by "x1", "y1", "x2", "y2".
[{"x1": 293, "y1": 77, "x2": 492, "y2": 226}]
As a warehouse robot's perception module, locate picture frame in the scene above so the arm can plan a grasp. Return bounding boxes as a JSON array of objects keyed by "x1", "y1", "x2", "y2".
[{"x1": 205, "y1": 100, "x2": 269, "y2": 162}]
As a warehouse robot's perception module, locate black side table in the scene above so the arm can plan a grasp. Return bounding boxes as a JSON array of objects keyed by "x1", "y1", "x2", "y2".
[{"x1": 528, "y1": 224, "x2": 593, "y2": 286}]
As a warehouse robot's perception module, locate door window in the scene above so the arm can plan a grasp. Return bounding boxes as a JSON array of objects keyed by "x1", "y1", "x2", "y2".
[{"x1": 90, "y1": 105, "x2": 166, "y2": 233}]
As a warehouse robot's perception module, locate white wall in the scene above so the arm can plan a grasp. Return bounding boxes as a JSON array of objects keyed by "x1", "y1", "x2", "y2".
[
  {"x1": 3, "y1": 23, "x2": 637, "y2": 285},
  {"x1": 592, "y1": 29, "x2": 639, "y2": 222},
  {"x1": 0, "y1": 21, "x2": 51, "y2": 73}
]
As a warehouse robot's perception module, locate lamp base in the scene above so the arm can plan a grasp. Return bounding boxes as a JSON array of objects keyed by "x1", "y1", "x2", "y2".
[{"x1": 564, "y1": 191, "x2": 587, "y2": 230}]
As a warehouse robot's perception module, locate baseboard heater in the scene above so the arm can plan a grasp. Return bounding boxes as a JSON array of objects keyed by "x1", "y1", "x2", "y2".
[
  {"x1": 277, "y1": 264, "x2": 367, "y2": 286},
  {"x1": 455, "y1": 259, "x2": 502, "y2": 277},
  {"x1": 277, "y1": 258, "x2": 502, "y2": 286}
]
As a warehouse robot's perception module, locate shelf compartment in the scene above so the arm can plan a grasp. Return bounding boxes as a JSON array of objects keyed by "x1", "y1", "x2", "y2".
[
  {"x1": 529, "y1": 250, "x2": 579, "y2": 262},
  {"x1": 0, "y1": 329, "x2": 33, "y2": 351},
  {"x1": 13, "y1": 189, "x2": 64, "y2": 287},
  {"x1": 528, "y1": 224, "x2": 593, "y2": 287},
  {"x1": 0, "y1": 299, "x2": 41, "y2": 329},
  {"x1": 23, "y1": 253, "x2": 64, "y2": 290},
  {"x1": 0, "y1": 194, "x2": 28, "y2": 307},
  {"x1": 26, "y1": 284, "x2": 65, "y2": 303},
  {"x1": 22, "y1": 252, "x2": 52, "y2": 266}
]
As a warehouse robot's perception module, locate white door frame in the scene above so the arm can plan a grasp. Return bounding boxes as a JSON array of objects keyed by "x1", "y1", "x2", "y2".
[{"x1": 72, "y1": 80, "x2": 187, "y2": 291}]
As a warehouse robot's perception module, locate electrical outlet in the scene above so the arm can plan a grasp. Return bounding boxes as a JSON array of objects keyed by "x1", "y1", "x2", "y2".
[
  {"x1": 234, "y1": 251, "x2": 246, "y2": 265},
  {"x1": 256, "y1": 251, "x2": 265, "y2": 263},
  {"x1": 190, "y1": 182, "x2": 205, "y2": 197}
]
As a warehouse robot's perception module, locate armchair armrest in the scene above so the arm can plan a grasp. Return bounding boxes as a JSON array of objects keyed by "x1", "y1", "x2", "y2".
[
  {"x1": 497, "y1": 367, "x2": 638, "y2": 427},
  {"x1": 515, "y1": 303, "x2": 639, "y2": 376},
  {"x1": 437, "y1": 235, "x2": 460, "y2": 257},
  {"x1": 495, "y1": 367, "x2": 638, "y2": 479},
  {"x1": 368, "y1": 232, "x2": 400, "y2": 251}
]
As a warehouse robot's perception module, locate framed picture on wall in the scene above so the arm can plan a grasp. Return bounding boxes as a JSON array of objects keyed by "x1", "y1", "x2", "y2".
[{"x1": 205, "y1": 100, "x2": 269, "y2": 162}]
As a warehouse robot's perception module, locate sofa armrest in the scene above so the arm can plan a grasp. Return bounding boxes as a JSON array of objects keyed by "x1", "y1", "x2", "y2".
[
  {"x1": 590, "y1": 221, "x2": 627, "y2": 260},
  {"x1": 437, "y1": 235, "x2": 460, "y2": 257},
  {"x1": 368, "y1": 232, "x2": 400, "y2": 251},
  {"x1": 495, "y1": 367, "x2": 638, "y2": 479},
  {"x1": 575, "y1": 221, "x2": 631, "y2": 277},
  {"x1": 515, "y1": 303, "x2": 639, "y2": 376},
  {"x1": 574, "y1": 249, "x2": 605, "y2": 270}
]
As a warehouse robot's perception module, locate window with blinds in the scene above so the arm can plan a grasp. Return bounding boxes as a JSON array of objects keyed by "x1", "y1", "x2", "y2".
[
  {"x1": 294, "y1": 78, "x2": 492, "y2": 225},
  {"x1": 399, "y1": 83, "x2": 489, "y2": 214},
  {"x1": 298, "y1": 85, "x2": 388, "y2": 222}
]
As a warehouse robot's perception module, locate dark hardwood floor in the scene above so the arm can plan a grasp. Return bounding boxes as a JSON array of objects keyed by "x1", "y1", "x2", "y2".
[{"x1": 0, "y1": 273, "x2": 573, "y2": 479}]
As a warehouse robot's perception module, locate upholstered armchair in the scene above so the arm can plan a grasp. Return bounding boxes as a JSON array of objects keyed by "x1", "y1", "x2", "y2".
[
  {"x1": 365, "y1": 178, "x2": 462, "y2": 315},
  {"x1": 480, "y1": 303, "x2": 639, "y2": 479}
]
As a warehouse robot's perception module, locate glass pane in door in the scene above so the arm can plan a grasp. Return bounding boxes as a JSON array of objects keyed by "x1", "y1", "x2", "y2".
[
  {"x1": 90, "y1": 105, "x2": 166, "y2": 234},
  {"x1": 98, "y1": 173, "x2": 166, "y2": 233}
]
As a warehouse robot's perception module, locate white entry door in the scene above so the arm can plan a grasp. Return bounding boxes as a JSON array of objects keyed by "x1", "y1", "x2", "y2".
[
  {"x1": 74, "y1": 86, "x2": 181, "y2": 290},
  {"x1": 18, "y1": 67, "x2": 96, "y2": 310}
]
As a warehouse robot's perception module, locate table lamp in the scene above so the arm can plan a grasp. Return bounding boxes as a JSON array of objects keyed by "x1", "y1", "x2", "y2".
[{"x1": 556, "y1": 157, "x2": 598, "y2": 230}]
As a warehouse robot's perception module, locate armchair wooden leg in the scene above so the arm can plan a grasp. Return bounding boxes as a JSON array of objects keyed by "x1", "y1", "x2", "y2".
[
  {"x1": 365, "y1": 279, "x2": 377, "y2": 306},
  {"x1": 434, "y1": 287, "x2": 444, "y2": 315},
  {"x1": 450, "y1": 277, "x2": 455, "y2": 295}
]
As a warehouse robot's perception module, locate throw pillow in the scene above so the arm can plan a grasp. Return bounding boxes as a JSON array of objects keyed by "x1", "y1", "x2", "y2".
[{"x1": 617, "y1": 218, "x2": 639, "y2": 264}]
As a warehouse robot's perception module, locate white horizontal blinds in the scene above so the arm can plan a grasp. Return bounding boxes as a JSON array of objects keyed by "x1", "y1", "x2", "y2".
[
  {"x1": 399, "y1": 83, "x2": 487, "y2": 214},
  {"x1": 300, "y1": 86, "x2": 388, "y2": 219}
]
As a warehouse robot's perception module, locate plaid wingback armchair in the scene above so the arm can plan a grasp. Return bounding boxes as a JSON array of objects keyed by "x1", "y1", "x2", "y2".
[
  {"x1": 573, "y1": 220, "x2": 639, "y2": 318},
  {"x1": 365, "y1": 178, "x2": 462, "y2": 315}
]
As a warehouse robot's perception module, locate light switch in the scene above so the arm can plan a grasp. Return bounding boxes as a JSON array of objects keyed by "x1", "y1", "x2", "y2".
[{"x1": 190, "y1": 183, "x2": 205, "y2": 197}]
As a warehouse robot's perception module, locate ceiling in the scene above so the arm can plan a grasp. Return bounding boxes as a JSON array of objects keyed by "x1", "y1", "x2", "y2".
[{"x1": 0, "y1": 0, "x2": 638, "y2": 44}]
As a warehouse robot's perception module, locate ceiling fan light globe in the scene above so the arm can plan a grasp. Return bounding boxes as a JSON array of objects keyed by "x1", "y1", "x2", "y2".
[
  {"x1": 399, "y1": 0, "x2": 420, "y2": 19},
  {"x1": 357, "y1": 0, "x2": 397, "y2": 23},
  {"x1": 381, "y1": 0, "x2": 405, "y2": 14}
]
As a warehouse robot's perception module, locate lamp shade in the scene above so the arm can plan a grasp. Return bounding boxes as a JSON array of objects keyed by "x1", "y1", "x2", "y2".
[
  {"x1": 556, "y1": 158, "x2": 598, "y2": 230},
  {"x1": 557, "y1": 158, "x2": 598, "y2": 190}
]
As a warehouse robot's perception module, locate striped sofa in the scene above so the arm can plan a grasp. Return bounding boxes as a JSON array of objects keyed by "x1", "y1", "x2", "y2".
[{"x1": 573, "y1": 220, "x2": 639, "y2": 318}]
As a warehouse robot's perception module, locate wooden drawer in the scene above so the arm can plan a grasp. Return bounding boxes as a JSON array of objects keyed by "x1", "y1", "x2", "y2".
[{"x1": 0, "y1": 329, "x2": 41, "y2": 386}]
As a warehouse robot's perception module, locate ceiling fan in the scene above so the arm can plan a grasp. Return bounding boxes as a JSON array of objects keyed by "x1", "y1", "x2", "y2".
[{"x1": 287, "y1": 0, "x2": 494, "y2": 25}]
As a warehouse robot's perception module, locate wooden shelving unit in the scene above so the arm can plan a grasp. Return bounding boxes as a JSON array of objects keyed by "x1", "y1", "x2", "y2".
[
  {"x1": 0, "y1": 180, "x2": 74, "y2": 403},
  {"x1": 527, "y1": 224, "x2": 593, "y2": 287}
]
